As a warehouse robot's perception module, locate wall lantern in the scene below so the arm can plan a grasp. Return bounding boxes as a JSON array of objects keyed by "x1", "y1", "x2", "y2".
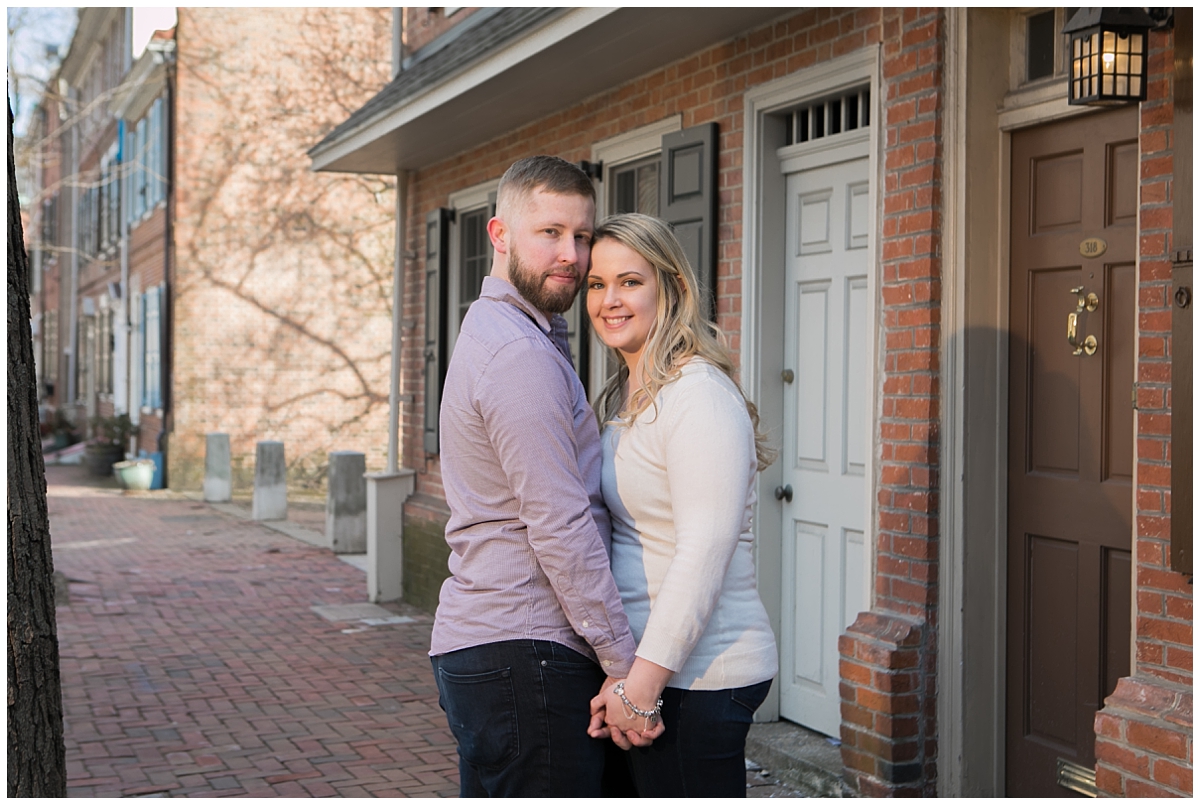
[{"x1": 1063, "y1": 7, "x2": 1167, "y2": 106}]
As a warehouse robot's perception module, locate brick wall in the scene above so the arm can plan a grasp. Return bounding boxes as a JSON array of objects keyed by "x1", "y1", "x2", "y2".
[
  {"x1": 401, "y1": 6, "x2": 888, "y2": 526},
  {"x1": 1094, "y1": 26, "x2": 1193, "y2": 799},
  {"x1": 837, "y1": 8, "x2": 944, "y2": 797},
  {"x1": 170, "y1": 8, "x2": 396, "y2": 491}
]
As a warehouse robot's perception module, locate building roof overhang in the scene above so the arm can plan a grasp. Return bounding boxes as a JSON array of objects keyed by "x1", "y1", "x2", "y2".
[
  {"x1": 109, "y1": 38, "x2": 175, "y2": 122},
  {"x1": 59, "y1": 8, "x2": 122, "y2": 89},
  {"x1": 309, "y1": 6, "x2": 789, "y2": 175}
]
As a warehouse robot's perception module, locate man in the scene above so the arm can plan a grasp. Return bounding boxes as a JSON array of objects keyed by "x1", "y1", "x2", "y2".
[{"x1": 430, "y1": 156, "x2": 638, "y2": 797}]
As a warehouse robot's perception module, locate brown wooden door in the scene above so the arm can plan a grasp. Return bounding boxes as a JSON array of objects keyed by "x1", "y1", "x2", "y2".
[{"x1": 1006, "y1": 106, "x2": 1137, "y2": 797}]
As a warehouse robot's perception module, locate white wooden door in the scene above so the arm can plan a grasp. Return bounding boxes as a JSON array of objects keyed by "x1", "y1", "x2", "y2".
[{"x1": 779, "y1": 156, "x2": 871, "y2": 736}]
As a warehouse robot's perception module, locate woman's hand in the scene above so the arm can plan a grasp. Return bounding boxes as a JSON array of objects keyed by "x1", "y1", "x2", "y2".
[{"x1": 598, "y1": 659, "x2": 671, "y2": 748}]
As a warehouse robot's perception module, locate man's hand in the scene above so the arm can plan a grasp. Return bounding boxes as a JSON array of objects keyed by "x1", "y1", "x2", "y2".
[{"x1": 588, "y1": 677, "x2": 619, "y2": 738}]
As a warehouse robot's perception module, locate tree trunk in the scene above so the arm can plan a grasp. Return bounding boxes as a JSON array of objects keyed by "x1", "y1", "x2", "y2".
[{"x1": 7, "y1": 99, "x2": 66, "y2": 797}]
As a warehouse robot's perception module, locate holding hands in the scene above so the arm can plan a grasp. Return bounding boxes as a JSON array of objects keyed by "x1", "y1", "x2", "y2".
[{"x1": 588, "y1": 660, "x2": 672, "y2": 749}]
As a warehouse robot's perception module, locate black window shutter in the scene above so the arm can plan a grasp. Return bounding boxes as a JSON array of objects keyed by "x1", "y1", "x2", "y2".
[
  {"x1": 424, "y1": 207, "x2": 452, "y2": 454},
  {"x1": 660, "y1": 122, "x2": 718, "y2": 320}
]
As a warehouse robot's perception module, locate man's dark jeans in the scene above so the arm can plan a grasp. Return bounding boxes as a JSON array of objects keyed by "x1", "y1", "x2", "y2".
[
  {"x1": 432, "y1": 639, "x2": 608, "y2": 797},
  {"x1": 621, "y1": 679, "x2": 774, "y2": 798}
]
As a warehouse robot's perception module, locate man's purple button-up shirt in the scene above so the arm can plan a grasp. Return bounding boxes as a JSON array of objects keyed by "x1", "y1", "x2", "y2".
[{"x1": 430, "y1": 276, "x2": 637, "y2": 677}]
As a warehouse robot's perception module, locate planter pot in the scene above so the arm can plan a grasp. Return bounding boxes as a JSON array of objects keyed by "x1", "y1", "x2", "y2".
[
  {"x1": 85, "y1": 443, "x2": 125, "y2": 477},
  {"x1": 114, "y1": 459, "x2": 156, "y2": 491}
]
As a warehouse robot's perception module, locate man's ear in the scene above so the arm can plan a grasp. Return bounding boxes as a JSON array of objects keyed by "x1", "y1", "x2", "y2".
[{"x1": 487, "y1": 216, "x2": 508, "y2": 254}]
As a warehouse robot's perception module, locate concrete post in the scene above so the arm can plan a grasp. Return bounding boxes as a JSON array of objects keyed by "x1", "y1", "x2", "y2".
[
  {"x1": 252, "y1": 441, "x2": 287, "y2": 521},
  {"x1": 203, "y1": 433, "x2": 232, "y2": 503},
  {"x1": 366, "y1": 469, "x2": 415, "y2": 603},
  {"x1": 327, "y1": 451, "x2": 367, "y2": 554}
]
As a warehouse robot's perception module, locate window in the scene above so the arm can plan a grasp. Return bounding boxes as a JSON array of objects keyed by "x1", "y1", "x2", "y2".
[
  {"x1": 96, "y1": 303, "x2": 113, "y2": 395},
  {"x1": 1027, "y1": 10, "x2": 1057, "y2": 81},
  {"x1": 127, "y1": 96, "x2": 168, "y2": 226},
  {"x1": 456, "y1": 206, "x2": 490, "y2": 327},
  {"x1": 134, "y1": 118, "x2": 146, "y2": 220},
  {"x1": 141, "y1": 286, "x2": 163, "y2": 409},
  {"x1": 444, "y1": 181, "x2": 498, "y2": 356},
  {"x1": 1010, "y1": 9, "x2": 1076, "y2": 91},
  {"x1": 611, "y1": 155, "x2": 660, "y2": 216}
]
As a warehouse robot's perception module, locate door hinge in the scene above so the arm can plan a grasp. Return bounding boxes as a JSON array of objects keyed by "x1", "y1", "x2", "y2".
[{"x1": 1132, "y1": 382, "x2": 1138, "y2": 410}]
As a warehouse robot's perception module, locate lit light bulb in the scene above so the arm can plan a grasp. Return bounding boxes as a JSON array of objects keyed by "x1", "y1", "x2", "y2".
[{"x1": 1102, "y1": 51, "x2": 1116, "y2": 70}]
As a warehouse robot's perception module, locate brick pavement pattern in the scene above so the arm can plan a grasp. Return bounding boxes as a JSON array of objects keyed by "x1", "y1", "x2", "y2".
[{"x1": 47, "y1": 464, "x2": 459, "y2": 798}]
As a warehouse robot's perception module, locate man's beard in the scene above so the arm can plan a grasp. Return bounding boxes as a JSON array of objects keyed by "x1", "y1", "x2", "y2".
[{"x1": 507, "y1": 243, "x2": 581, "y2": 316}]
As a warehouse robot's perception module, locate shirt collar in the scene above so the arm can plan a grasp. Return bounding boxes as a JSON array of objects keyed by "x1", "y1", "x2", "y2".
[
  {"x1": 480, "y1": 275, "x2": 574, "y2": 363},
  {"x1": 480, "y1": 275, "x2": 554, "y2": 332}
]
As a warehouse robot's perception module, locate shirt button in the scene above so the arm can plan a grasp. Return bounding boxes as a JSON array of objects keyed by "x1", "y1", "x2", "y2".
[
  {"x1": 581, "y1": 620, "x2": 589, "y2": 628},
  {"x1": 602, "y1": 660, "x2": 613, "y2": 667}
]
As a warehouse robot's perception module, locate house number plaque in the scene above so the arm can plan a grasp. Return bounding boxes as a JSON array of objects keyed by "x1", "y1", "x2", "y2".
[{"x1": 1080, "y1": 237, "x2": 1108, "y2": 258}]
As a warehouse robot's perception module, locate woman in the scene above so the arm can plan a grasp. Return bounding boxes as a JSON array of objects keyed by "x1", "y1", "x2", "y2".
[{"x1": 584, "y1": 213, "x2": 778, "y2": 797}]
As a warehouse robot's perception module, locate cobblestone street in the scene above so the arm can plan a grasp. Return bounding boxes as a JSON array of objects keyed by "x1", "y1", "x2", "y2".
[{"x1": 48, "y1": 464, "x2": 458, "y2": 797}]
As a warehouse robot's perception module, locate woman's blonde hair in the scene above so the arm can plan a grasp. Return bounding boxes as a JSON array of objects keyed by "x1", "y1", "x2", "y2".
[{"x1": 590, "y1": 213, "x2": 775, "y2": 471}]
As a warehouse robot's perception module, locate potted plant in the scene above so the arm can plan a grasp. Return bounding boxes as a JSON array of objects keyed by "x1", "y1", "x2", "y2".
[
  {"x1": 113, "y1": 458, "x2": 156, "y2": 490},
  {"x1": 85, "y1": 414, "x2": 133, "y2": 476}
]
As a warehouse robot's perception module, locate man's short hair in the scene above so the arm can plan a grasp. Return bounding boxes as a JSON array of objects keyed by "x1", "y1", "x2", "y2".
[{"x1": 495, "y1": 155, "x2": 595, "y2": 220}]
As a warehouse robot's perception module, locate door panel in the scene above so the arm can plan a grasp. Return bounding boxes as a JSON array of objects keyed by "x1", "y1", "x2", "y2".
[
  {"x1": 780, "y1": 157, "x2": 870, "y2": 736},
  {"x1": 1006, "y1": 106, "x2": 1137, "y2": 797}
]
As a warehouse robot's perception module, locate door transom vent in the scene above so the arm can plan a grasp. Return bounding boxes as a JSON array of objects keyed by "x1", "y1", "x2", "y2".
[{"x1": 785, "y1": 85, "x2": 871, "y2": 146}]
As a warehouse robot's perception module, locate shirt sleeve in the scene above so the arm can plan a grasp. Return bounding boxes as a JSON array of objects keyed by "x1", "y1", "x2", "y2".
[
  {"x1": 475, "y1": 337, "x2": 637, "y2": 675},
  {"x1": 634, "y1": 374, "x2": 757, "y2": 672}
]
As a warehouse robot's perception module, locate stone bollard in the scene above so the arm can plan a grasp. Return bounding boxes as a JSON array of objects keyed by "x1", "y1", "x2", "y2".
[
  {"x1": 203, "y1": 433, "x2": 232, "y2": 503},
  {"x1": 251, "y1": 441, "x2": 287, "y2": 521},
  {"x1": 327, "y1": 451, "x2": 367, "y2": 554}
]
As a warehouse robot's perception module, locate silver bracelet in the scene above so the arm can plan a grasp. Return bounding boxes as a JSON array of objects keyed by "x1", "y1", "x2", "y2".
[{"x1": 613, "y1": 681, "x2": 663, "y2": 719}]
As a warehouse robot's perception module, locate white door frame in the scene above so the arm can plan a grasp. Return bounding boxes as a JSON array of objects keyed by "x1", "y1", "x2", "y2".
[{"x1": 741, "y1": 46, "x2": 881, "y2": 722}]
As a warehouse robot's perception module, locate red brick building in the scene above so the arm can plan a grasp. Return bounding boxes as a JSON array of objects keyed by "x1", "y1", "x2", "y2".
[
  {"x1": 311, "y1": 7, "x2": 1192, "y2": 796},
  {"x1": 27, "y1": 8, "x2": 398, "y2": 489}
]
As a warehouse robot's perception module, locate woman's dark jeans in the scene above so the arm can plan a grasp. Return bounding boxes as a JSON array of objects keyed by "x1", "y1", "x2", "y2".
[
  {"x1": 431, "y1": 639, "x2": 608, "y2": 797},
  {"x1": 621, "y1": 679, "x2": 774, "y2": 798}
]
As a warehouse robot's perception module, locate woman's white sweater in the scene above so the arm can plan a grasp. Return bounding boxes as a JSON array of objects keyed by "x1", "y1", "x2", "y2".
[{"x1": 602, "y1": 360, "x2": 778, "y2": 691}]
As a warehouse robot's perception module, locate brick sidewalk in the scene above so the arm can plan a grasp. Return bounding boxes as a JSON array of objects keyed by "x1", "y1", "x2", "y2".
[{"x1": 46, "y1": 464, "x2": 458, "y2": 798}]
